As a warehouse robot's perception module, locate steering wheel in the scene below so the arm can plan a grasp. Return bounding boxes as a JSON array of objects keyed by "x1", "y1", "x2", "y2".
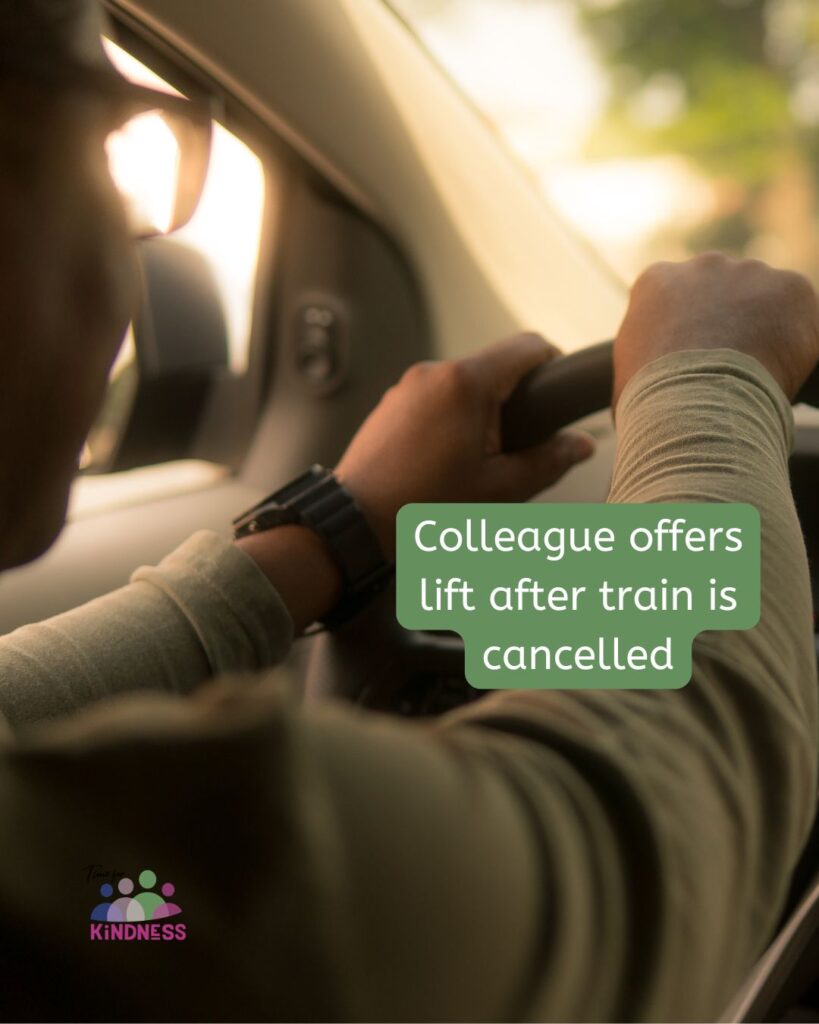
[{"x1": 305, "y1": 340, "x2": 819, "y2": 711}]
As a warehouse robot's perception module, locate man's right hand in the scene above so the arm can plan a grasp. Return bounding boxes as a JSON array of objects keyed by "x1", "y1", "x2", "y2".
[
  {"x1": 336, "y1": 335, "x2": 594, "y2": 556},
  {"x1": 613, "y1": 253, "x2": 819, "y2": 408}
]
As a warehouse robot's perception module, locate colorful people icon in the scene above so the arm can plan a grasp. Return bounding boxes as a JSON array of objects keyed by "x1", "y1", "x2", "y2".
[{"x1": 89, "y1": 869, "x2": 182, "y2": 922}]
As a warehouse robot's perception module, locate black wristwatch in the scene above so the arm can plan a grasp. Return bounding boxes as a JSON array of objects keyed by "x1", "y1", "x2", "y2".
[{"x1": 233, "y1": 466, "x2": 394, "y2": 629}]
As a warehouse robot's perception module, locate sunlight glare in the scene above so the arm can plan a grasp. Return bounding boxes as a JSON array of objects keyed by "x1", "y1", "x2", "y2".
[
  {"x1": 102, "y1": 39, "x2": 265, "y2": 372},
  {"x1": 105, "y1": 111, "x2": 180, "y2": 236}
]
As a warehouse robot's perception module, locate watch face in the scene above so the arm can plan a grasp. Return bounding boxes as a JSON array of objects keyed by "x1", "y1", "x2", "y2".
[{"x1": 233, "y1": 468, "x2": 330, "y2": 538}]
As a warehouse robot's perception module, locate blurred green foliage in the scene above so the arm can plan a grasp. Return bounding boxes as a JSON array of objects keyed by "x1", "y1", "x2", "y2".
[
  {"x1": 579, "y1": 0, "x2": 811, "y2": 178},
  {"x1": 577, "y1": 0, "x2": 819, "y2": 256},
  {"x1": 395, "y1": 0, "x2": 819, "y2": 268}
]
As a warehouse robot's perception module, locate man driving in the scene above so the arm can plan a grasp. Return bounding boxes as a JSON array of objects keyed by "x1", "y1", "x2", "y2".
[{"x1": 0, "y1": 2, "x2": 818, "y2": 1021}]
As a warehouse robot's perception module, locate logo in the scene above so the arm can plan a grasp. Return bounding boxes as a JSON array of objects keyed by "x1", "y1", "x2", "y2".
[{"x1": 90, "y1": 868, "x2": 187, "y2": 941}]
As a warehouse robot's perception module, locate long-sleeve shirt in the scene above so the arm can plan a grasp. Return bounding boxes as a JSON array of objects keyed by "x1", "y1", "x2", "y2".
[{"x1": 0, "y1": 349, "x2": 815, "y2": 1022}]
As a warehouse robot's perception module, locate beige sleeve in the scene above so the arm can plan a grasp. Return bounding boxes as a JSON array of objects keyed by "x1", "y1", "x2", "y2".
[
  {"x1": 0, "y1": 350, "x2": 814, "y2": 1022},
  {"x1": 0, "y1": 530, "x2": 294, "y2": 728},
  {"x1": 432, "y1": 349, "x2": 819, "y2": 1019}
]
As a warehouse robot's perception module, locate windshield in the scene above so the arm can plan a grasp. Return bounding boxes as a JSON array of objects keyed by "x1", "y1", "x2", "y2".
[{"x1": 389, "y1": 0, "x2": 819, "y2": 288}]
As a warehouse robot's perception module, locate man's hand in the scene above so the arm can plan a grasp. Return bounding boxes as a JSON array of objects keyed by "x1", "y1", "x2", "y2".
[
  {"x1": 337, "y1": 333, "x2": 595, "y2": 556},
  {"x1": 239, "y1": 335, "x2": 593, "y2": 630},
  {"x1": 613, "y1": 253, "x2": 819, "y2": 408}
]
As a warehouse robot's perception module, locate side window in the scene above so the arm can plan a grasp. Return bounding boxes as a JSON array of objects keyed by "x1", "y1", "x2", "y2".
[{"x1": 74, "y1": 39, "x2": 268, "y2": 517}]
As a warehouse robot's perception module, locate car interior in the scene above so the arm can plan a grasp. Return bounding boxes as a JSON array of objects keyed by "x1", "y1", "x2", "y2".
[{"x1": 2, "y1": 1, "x2": 819, "y2": 1019}]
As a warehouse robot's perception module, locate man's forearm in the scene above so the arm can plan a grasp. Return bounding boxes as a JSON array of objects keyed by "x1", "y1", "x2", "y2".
[
  {"x1": 610, "y1": 348, "x2": 815, "y2": 720},
  {"x1": 0, "y1": 530, "x2": 294, "y2": 728}
]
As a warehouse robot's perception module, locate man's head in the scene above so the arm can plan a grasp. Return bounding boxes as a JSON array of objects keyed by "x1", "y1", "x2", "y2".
[{"x1": 0, "y1": 1, "x2": 137, "y2": 569}]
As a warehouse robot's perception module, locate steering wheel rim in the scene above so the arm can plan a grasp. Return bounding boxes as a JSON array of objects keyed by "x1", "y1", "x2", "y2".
[
  {"x1": 306, "y1": 340, "x2": 819, "y2": 710},
  {"x1": 501, "y1": 339, "x2": 819, "y2": 452}
]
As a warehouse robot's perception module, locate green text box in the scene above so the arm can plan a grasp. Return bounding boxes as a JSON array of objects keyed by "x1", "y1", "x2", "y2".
[{"x1": 396, "y1": 503, "x2": 760, "y2": 689}]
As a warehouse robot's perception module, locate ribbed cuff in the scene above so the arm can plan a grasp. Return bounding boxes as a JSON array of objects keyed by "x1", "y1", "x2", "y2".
[{"x1": 616, "y1": 348, "x2": 794, "y2": 453}]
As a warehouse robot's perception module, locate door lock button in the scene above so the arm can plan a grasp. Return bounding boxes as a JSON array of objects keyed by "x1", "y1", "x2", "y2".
[{"x1": 296, "y1": 303, "x2": 342, "y2": 386}]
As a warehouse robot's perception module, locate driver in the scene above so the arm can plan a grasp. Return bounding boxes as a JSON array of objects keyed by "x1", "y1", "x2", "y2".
[{"x1": 0, "y1": 2, "x2": 818, "y2": 1021}]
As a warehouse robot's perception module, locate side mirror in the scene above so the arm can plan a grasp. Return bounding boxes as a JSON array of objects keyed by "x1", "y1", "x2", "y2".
[{"x1": 85, "y1": 237, "x2": 229, "y2": 473}]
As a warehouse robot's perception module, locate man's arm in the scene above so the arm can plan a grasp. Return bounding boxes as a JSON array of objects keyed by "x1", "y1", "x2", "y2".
[
  {"x1": 0, "y1": 346, "x2": 814, "y2": 1023},
  {"x1": 0, "y1": 335, "x2": 589, "y2": 727},
  {"x1": 0, "y1": 530, "x2": 294, "y2": 727}
]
